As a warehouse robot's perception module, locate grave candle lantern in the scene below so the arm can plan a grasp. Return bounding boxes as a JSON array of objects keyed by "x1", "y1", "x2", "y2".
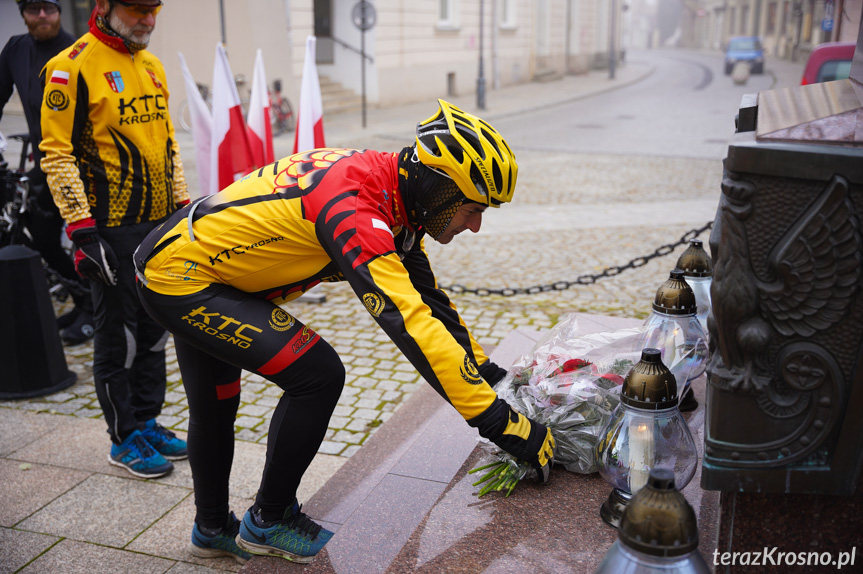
[{"x1": 595, "y1": 349, "x2": 699, "y2": 528}]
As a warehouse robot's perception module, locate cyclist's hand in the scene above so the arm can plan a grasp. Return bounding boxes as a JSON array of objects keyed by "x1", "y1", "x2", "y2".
[
  {"x1": 477, "y1": 360, "x2": 508, "y2": 388},
  {"x1": 469, "y1": 398, "x2": 555, "y2": 483},
  {"x1": 67, "y1": 219, "x2": 118, "y2": 286}
]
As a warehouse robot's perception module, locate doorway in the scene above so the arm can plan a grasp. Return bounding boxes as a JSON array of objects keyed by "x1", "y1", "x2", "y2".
[{"x1": 314, "y1": 0, "x2": 334, "y2": 64}]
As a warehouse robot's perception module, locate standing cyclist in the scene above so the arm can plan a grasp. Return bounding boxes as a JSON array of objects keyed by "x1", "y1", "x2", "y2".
[
  {"x1": 40, "y1": 0, "x2": 189, "y2": 478},
  {"x1": 134, "y1": 99, "x2": 555, "y2": 565},
  {"x1": 0, "y1": 0, "x2": 93, "y2": 344}
]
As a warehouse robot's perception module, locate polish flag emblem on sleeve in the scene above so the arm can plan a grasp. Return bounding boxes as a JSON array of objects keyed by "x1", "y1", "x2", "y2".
[{"x1": 50, "y1": 70, "x2": 69, "y2": 85}]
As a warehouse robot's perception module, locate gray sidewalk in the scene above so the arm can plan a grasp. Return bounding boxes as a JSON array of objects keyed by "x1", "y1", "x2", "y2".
[{"x1": 1, "y1": 53, "x2": 728, "y2": 573}]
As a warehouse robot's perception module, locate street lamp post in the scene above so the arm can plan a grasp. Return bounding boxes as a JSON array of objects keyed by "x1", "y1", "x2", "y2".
[
  {"x1": 609, "y1": 0, "x2": 617, "y2": 79},
  {"x1": 352, "y1": 1, "x2": 376, "y2": 128},
  {"x1": 477, "y1": 0, "x2": 486, "y2": 110}
]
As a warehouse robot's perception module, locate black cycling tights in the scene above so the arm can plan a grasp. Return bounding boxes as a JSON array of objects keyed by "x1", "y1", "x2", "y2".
[{"x1": 138, "y1": 282, "x2": 345, "y2": 528}]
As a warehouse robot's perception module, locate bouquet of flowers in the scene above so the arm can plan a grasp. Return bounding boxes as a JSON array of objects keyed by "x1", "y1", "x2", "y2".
[{"x1": 473, "y1": 316, "x2": 648, "y2": 496}]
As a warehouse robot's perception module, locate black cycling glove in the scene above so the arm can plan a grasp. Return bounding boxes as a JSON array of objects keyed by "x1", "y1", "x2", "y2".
[
  {"x1": 68, "y1": 219, "x2": 118, "y2": 286},
  {"x1": 477, "y1": 360, "x2": 508, "y2": 388},
  {"x1": 468, "y1": 398, "x2": 555, "y2": 482}
]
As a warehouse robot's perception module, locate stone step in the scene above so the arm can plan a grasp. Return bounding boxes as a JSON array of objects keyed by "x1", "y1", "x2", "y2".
[
  {"x1": 534, "y1": 68, "x2": 564, "y2": 82},
  {"x1": 318, "y1": 75, "x2": 363, "y2": 117}
]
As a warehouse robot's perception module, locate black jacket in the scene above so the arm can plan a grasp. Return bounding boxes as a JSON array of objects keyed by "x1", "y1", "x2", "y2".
[{"x1": 0, "y1": 29, "x2": 75, "y2": 162}]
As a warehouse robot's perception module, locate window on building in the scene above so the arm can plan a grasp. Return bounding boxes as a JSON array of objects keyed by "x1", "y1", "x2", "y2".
[
  {"x1": 741, "y1": 5, "x2": 749, "y2": 33},
  {"x1": 63, "y1": 0, "x2": 93, "y2": 36},
  {"x1": 767, "y1": 2, "x2": 777, "y2": 34},
  {"x1": 500, "y1": 0, "x2": 517, "y2": 28},
  {"x1": 780, "y1": 0, "x2": 789, "y2": 34},
  {"x1": 439, "y1": 0, "x2": 457, "y2": 27},
  {"x1": 730, "y1": 7, "x2": 736, "y2": 34}
]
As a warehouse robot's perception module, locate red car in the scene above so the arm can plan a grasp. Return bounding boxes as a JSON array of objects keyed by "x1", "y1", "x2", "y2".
[{"x1": 800, "y1": 41, "x2": 856, "y2": 85}]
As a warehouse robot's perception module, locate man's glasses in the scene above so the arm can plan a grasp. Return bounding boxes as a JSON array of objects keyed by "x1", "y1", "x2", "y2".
[
  {"x1": 113, "y1": 0, "x2": 163, "y2": 17},
  {"x1": 22, "y1": 3, "x2": 60, "y2": 15}
]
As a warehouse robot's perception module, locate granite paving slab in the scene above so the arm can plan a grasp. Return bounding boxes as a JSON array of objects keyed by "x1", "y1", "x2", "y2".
[
  {"x1": 0, "y1": 459, "x2": 90, "y2": 527},
  {"x1": 386, "y1": 400, "x2": 477, "y2": 483},
  {"x1": 17, "y1": 474, "x2": 189, "y2": 547},
  {"x1": 17, "y1": 539, "x2": 174, "y2": 574},
  {"x1": 165, "y1": 562, "x2": 246, "y2": 574},
  {"x1": 390, "y1": 447, "x2": 620, "y2": 574},
  {"x1": 302, "y1": 386, "x2": 453, "y2": 528},
  {"x1": 321, "y1": 474, "x2": 449, "y2": 574},
  {"x1": 10, "y1": 415, "x2": 152, "y2": 478},
  {"x1": 0, "y1": 527, "x2": 59, "y2": 574},
  {"x1": 0, "y1": 409, "x2": 72, "y2": 457},
  {"x1": 128, "y1": 495, "x2": 251, "y2": 573}
]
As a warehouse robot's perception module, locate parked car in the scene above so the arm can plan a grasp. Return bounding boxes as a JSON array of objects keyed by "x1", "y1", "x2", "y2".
[
  {"x1": 724, "y1": 36, "x2": 765, "y2": 75},
  {"x1": 800, "y1": 41, "x2": 856, "y2": 85}
]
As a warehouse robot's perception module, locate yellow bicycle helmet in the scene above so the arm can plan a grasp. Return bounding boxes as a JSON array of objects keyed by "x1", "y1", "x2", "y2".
[{"x1": 415, "y1": 99, "x2": 517, "y2": 207}]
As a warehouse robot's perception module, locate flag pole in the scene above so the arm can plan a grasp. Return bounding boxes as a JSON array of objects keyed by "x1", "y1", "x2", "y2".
[{"x1": 219, "y1": 0, "x2": 227, "y2": 46}]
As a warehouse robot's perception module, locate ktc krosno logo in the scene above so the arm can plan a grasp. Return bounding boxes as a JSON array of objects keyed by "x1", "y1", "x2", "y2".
[
  {"x1": 46, "y1": 90, "x2": 69, "y2": 111},
  {"x1": 117, "y1": 94, "x2": 167, "y2": 126},
  {"x1": 362, "y1": 292, "x2": 384, "y2": 317},
  {"x1": 182, "y1": 306, "x2": 262, "y2": 348},
  {"x1": 461, "y1": 355, "x2": 482, "y2": 385},
  {"x1": 269, "y1": 309, "x2": 296, "y2": 332}
]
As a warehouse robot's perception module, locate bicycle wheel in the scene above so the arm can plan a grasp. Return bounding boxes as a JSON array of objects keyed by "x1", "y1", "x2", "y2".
[
  {"x1": 273, "y1": 97, "x2": 294, "y2": 135},
  {"x1": 178, "y1": 100, "x2": 193, "y2": 133},
  {"x1": 270, "y1": 103, "x2": 285, "y2": 137},
  {"x1": 179, "y1": 97, "x2": 215, "y2": 134}
]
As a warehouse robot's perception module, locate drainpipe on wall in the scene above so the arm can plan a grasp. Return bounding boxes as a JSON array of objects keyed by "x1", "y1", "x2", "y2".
[
  {"x1": 792, "y1": 0, "x2": 802, "y2": 61},
  {"x1": 833, "y1": 0, "x2": 844, "y2": 39}
]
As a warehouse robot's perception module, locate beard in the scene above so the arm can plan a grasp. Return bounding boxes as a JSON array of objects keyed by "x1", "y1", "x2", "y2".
[
  {"x1": 107, "y1": 9, "x2": 152, "y2": 46},
  {"x1": 27, "y1": 16, "x2": 61, "y2": 42}
]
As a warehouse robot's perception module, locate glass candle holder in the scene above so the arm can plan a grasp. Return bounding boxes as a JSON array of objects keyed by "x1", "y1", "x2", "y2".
[
  {"x1": 641, "y1": 269, "x2": 709, "y2": 399},
  {"x1": 595, "y1": 468, "x2": 710, "y2": 573},
  {"x1": 595, "y1": 349, "x2": 699, "y2": 528},
  {"x1": 675, "y1": 239, "x2": 713, "y2": 337}
]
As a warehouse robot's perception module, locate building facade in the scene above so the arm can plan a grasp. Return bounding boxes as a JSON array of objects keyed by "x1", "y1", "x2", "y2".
[
  {"x1": 679, "y1": 0, "x2": 861, "y2": 61},
  {"x1": 0, "y1": 0, "x2": 627, "y2": 119}
]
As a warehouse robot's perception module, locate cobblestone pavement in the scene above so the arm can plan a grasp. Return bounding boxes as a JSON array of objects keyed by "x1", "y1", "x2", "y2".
[{"x1": 1, "y1": 147, "x2": 719, "y2": 457}]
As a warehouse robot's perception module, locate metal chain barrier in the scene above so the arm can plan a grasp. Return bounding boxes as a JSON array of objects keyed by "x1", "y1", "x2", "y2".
[{"x1": 440, "y1": 221, "x2": 714, "y2": 297}]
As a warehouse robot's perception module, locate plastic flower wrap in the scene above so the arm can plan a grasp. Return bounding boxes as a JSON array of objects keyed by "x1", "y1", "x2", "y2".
[{"x1": 491, "y1": 315, "x2": 649, "y2": 475}]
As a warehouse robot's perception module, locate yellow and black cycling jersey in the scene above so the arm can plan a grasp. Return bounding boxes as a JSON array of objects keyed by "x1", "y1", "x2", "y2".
[
  {"x1": 39, "y1": 26, "x2": 188, "y2": 227},
  {"x1": 136, "y1": 148, "x2": 499, "y2": 421}
]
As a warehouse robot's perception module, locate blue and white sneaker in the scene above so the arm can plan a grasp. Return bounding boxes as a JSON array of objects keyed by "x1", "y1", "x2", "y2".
[
  {"x1": 109, "y1": 430, "x2": 173, "y2": 478},
  {"x1": 139, "y1": 418, "x2": 188, "y2": 460},
  {"x1": 237, "y1": 501, "x2": 333, "y2": 563},
  {"x1": 189, "y1": 512, "x2": 252, "y2": 564}
]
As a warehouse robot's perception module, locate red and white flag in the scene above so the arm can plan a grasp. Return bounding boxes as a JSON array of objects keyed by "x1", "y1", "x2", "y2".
[
  {"x1": 210, "y1": 43, "x2": 255, "y2": 194},
  {"x1": 246, "y1": 49, "x2": 274, "y2": 167},
  {"x1": 293, "y1": 36, "x2": 326, "y2": 154},
  {"x1": 49, "y1": 70, "x2": 69, "y2": 85},
  {"x1": 177, "y1": 52, "x2": 213, "y2": 196}
]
